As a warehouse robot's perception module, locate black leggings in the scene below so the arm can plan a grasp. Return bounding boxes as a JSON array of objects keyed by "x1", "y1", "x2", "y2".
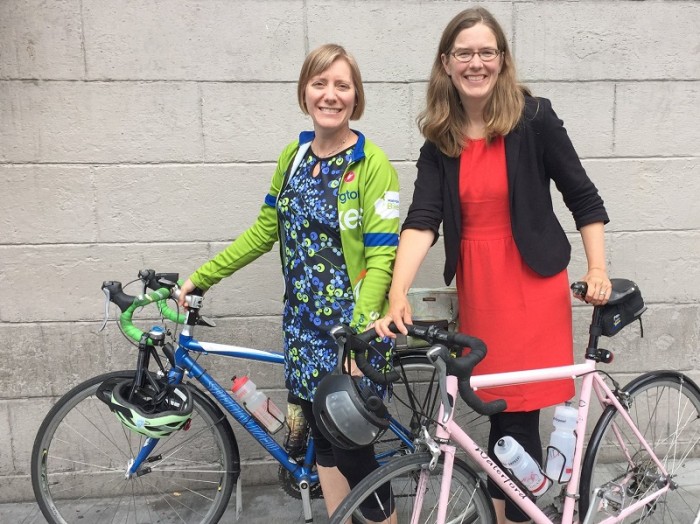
[
  {"x1": 487, "y1": 410, "x2": 542, "y2": 523},
  {"x1": 296, "y1": 396, "x2": 392, "y2": 518}
]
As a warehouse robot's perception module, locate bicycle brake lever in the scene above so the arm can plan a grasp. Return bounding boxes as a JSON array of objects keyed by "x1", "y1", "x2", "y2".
[
  {"x1": 427, "y1": 345, "x2": 453, "y2": 424},
  {"x1": 99, "y1": 286, "x2": 111, "y2": 332},
  {"x1": 158, "y1": 278, "x2": 176, "y2": 288},
  {"x1": 197, "y1": 316, "x2": 217, "y2": 328}
]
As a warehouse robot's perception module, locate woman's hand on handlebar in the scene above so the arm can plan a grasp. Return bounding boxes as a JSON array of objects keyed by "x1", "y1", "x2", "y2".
[
  {"x1": 177, "y1": 278, "x2": 197, "y2": 309},
  {"x1": 374, "y1": 293, "x2": 413, "y2": 338}
]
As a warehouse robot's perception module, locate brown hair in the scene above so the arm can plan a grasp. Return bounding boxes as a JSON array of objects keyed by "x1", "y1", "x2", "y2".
[
  {"x1": 418, "y1": 7, "x2": 528, "y2": 157},
  {"x1": 297, "y1": 44, "x2": 365, "y2": 120}
]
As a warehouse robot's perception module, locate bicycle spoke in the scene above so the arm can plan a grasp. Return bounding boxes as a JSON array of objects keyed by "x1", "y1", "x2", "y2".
[
  {"x1": 580, "y1": 373, "x2": 700, "y2": 523},
  {"x1": 32, "y1": 372, "x2": 236, "y2": 524}
]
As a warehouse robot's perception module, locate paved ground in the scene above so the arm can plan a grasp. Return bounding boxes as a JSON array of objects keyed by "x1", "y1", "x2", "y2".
[{"x1": 1, "y1": 482, "x2": 330, "y2": 523}]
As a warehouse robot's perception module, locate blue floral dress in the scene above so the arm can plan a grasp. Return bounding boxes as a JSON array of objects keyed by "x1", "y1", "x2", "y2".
[{"x1": 277, "y1": 146, "x2": 391, "y2": 401}]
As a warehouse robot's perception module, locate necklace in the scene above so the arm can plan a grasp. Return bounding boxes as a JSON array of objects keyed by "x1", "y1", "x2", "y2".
[{"x1": 313, "y1": 131, "x2": 352, "y2": 158}]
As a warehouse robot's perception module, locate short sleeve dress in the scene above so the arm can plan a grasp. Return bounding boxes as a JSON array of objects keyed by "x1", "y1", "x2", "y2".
[{"x1": 457, "y1": 136, "x2": 575, "y2": 412}]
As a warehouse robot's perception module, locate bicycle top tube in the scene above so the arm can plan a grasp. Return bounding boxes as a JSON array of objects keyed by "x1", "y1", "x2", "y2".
[
  {"x1": 179, "y1": 336, "x2": 285, "y2": 364},
  {"x1": 469, "y1": 360, "x2": 597, "y2": 391}
]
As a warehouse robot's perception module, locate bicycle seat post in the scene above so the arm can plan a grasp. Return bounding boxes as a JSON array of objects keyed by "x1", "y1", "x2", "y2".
[{"x1": 584, "y1": 307, "x2": 612, "y2": 363}]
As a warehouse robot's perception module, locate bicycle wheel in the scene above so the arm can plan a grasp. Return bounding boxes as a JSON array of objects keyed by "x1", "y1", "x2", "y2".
[
  {"x1": 580, "y1": 371, "x2": 700, "y2": 523},
  {"x1": 32, "y1": 370, "x2": 239, "y2": 524},
  {"x1": 375, "y1": 353, "x2": 489, "y2": 458},
  {"x1": 330, "y1": 451, "x2": 494, "y2": 523}
]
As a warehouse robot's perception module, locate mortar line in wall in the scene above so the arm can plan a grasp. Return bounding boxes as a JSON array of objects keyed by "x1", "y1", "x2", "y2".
[
  {"x1": 1, "y1": 300, "x2": 691, "y2": 330},
  {"x1": 302, "y1": 0, "x2": 309, "y2": 56},
  {"x1": 198, "y1": 83, "x2": 206, "y2": 159},
  {"x1": 1, "y1": 155, "x2": 696, "y2": 168},
  {"x1": 511, "y1": 1, "x2": 518, "y2": 57},
  {"x1": 2, "y1": 229, "x2": 696, "y2": 249},
  {"x1": 89, "y1": 166, "x2": 99, "y2": 242},
  {"x1": 1, "y1": 78, "x2": 698, "y2": 84},
  {"x1": 0, "y1": 161, "x2": 280, "y2": 167},
  {"x1": 612, "y1": 83, "x2": 618, "y2": 154},
  {"x1": 79, "y1": 0, "x2": 88, "y2": 79},
  {"x1": 3, "y1": 315, "x2": 284, "y2": 326}
]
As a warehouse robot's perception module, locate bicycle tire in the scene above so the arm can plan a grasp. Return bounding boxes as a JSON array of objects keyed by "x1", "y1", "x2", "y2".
[
  {"x1": 330, "y1": 451, "x2": 495, "y2": 524},
  {"x1": 375, "y1": 353, "x2": 489, "y2": 459},
  {"x1": 579, "y1": 371, "x2": 700, "y2": 523},
  {"x1": 31, "y1": 370, "x2": 239, "y2": 524}
]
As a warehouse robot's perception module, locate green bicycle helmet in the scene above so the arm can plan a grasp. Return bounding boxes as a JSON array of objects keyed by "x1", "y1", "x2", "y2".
[{"x1": 97, "y1": 377, "x2": 193, "y2": 439}]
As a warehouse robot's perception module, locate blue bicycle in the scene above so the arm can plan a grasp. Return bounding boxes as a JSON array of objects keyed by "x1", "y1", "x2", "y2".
[{"x1": 30, "y1": 269, "x2": 449, "y2": 524}]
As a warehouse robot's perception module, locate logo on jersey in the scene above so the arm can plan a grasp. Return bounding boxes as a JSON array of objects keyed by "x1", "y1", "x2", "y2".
[
  {"x1": 374, "y1": 191, "x2": 400, "y2": 219},
  {"x1": 339, "y1": 190, "x2": 359, "y2": 204},
  {"x1": 339, "y1": 208, "x2": 361, "y2": 230},
  {"x1": 344, "y1": 171, "x2": 356, "y2": 183}
]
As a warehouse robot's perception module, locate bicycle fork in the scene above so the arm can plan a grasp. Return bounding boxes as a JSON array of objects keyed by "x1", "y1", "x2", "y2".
[
  {"x1": 410, "y1": 382, "x2": 457, "y2": 524},
  {"x1": 410, "y1": 427, "x2": 446, "y2": 524},
  {"x1": 126, "y1": 437, "x2": 160, "y2": 478}
]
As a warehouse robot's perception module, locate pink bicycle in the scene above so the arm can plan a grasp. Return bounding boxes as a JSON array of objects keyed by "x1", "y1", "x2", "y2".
[{"x1": 331, "y1": 279, "x2": 700, "y2": 523}]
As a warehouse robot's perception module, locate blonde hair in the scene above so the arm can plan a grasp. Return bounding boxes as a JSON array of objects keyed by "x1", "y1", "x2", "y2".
[
  {"x1": 418, "y1": 7, "x2": 528, "y2": 157},
  {"x1": 297, "y1": 44, "x2": 365, "y2": 120}
]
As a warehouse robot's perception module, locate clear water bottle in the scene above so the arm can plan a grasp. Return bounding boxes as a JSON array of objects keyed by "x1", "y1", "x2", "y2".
[
  {"x1": 284, "y1": 396, "x2": 307, "y2": 453},
  {"x1": 545, "y1": 402, "x2": 578, "y2": 482},
  {"x1": 494, "y1": 436, "x2": 551, "y2": 497},
  {"x1": 231, "y1": 376, "x2": 284, "y2": 434}
]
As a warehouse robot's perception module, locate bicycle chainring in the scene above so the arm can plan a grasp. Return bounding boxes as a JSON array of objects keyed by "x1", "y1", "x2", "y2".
[{"x1": 278, "y1": 452, "x2": 323, "y2": 500}]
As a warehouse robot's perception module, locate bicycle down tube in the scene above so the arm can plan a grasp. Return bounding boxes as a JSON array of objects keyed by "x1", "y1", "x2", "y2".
[{"x1": 171, "y1": 337, "x2": 319, "y2": 480}]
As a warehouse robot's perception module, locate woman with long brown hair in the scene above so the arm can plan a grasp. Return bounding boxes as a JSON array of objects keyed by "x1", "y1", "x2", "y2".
[{"x1": 375, "y1": 7, "x2": 610, "y2": 523}]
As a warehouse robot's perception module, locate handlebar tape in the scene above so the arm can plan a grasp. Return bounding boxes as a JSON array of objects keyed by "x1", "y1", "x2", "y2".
[
  {"x1": 101, "y1": 280, "x2": 179, "y2": 344},
  {"x1": 352, "y1": 323, "x2": 506, "y2": 416},
  {"x1": 353, "y1": 328, "x2": 401, "y2": 384}
]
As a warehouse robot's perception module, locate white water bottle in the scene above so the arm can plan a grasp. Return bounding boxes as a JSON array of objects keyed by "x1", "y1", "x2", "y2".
[
  {"x1": 545, "y1": 402, "x2": 578, "y2": 482},
  {"x1": 231, "y1": 376, "x2": 284, "y2": 434},
  {"x1": 495, "y1": 436, "x2": 551, "y2": 497}
]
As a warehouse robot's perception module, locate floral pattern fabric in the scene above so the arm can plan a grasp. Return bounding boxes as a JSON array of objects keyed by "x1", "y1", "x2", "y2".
[{"x1": 278, "y1": 146, "x2": 391, "y2": 401}]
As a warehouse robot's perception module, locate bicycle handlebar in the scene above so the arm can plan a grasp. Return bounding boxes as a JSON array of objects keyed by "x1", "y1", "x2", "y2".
[
  {"x1": 345, "y1": 323, "x2": 506, "y2": 417},
  {"x1": 101, "y1": 270, "x2": 186, "y2": 345}
]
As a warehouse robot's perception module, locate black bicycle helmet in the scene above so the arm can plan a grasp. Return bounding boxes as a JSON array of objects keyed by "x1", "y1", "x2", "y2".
[
  {"x1": 313, "y1": 373, "x2": 390, "y2": 450},
  {"x1": 97, "y1": 377, "x2": 193, "y2": 439}
]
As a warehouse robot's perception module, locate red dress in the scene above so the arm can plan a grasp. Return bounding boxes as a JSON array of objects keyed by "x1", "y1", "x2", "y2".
[{"x1": 457, "y1": 136, "x2": 574, "y2": 412}]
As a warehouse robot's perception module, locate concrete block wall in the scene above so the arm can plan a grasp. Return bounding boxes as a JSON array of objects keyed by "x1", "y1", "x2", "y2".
[{"x1": 1, "y1": 0, "x2": 698, "y2": 502}]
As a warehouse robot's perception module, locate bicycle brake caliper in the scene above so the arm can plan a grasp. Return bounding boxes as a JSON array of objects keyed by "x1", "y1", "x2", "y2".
[
  {"x1": 616, "y1": 389, "x2": 632, "y2": 410},
  {"x1": 420, "y1": 427, "x2": 441, "y2": 470}
]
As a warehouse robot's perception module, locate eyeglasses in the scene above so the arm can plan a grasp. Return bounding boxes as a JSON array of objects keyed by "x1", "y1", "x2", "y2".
[{"x1": 450, "y1": 48, "x2": 502, "y2": 63}]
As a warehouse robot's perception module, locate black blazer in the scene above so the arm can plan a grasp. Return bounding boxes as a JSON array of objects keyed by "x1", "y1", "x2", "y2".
[{"x1": 403, "y1": 96, "x2": 609, "y2": 285}]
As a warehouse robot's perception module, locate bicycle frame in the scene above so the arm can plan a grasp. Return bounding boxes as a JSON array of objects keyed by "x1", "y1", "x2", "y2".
[
  {"x1": 126, "y1": 324, "x2": 416, "y2": 521},
  {"x1": 429, "y1": 362, "x2": 672, "y2": 524}
]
